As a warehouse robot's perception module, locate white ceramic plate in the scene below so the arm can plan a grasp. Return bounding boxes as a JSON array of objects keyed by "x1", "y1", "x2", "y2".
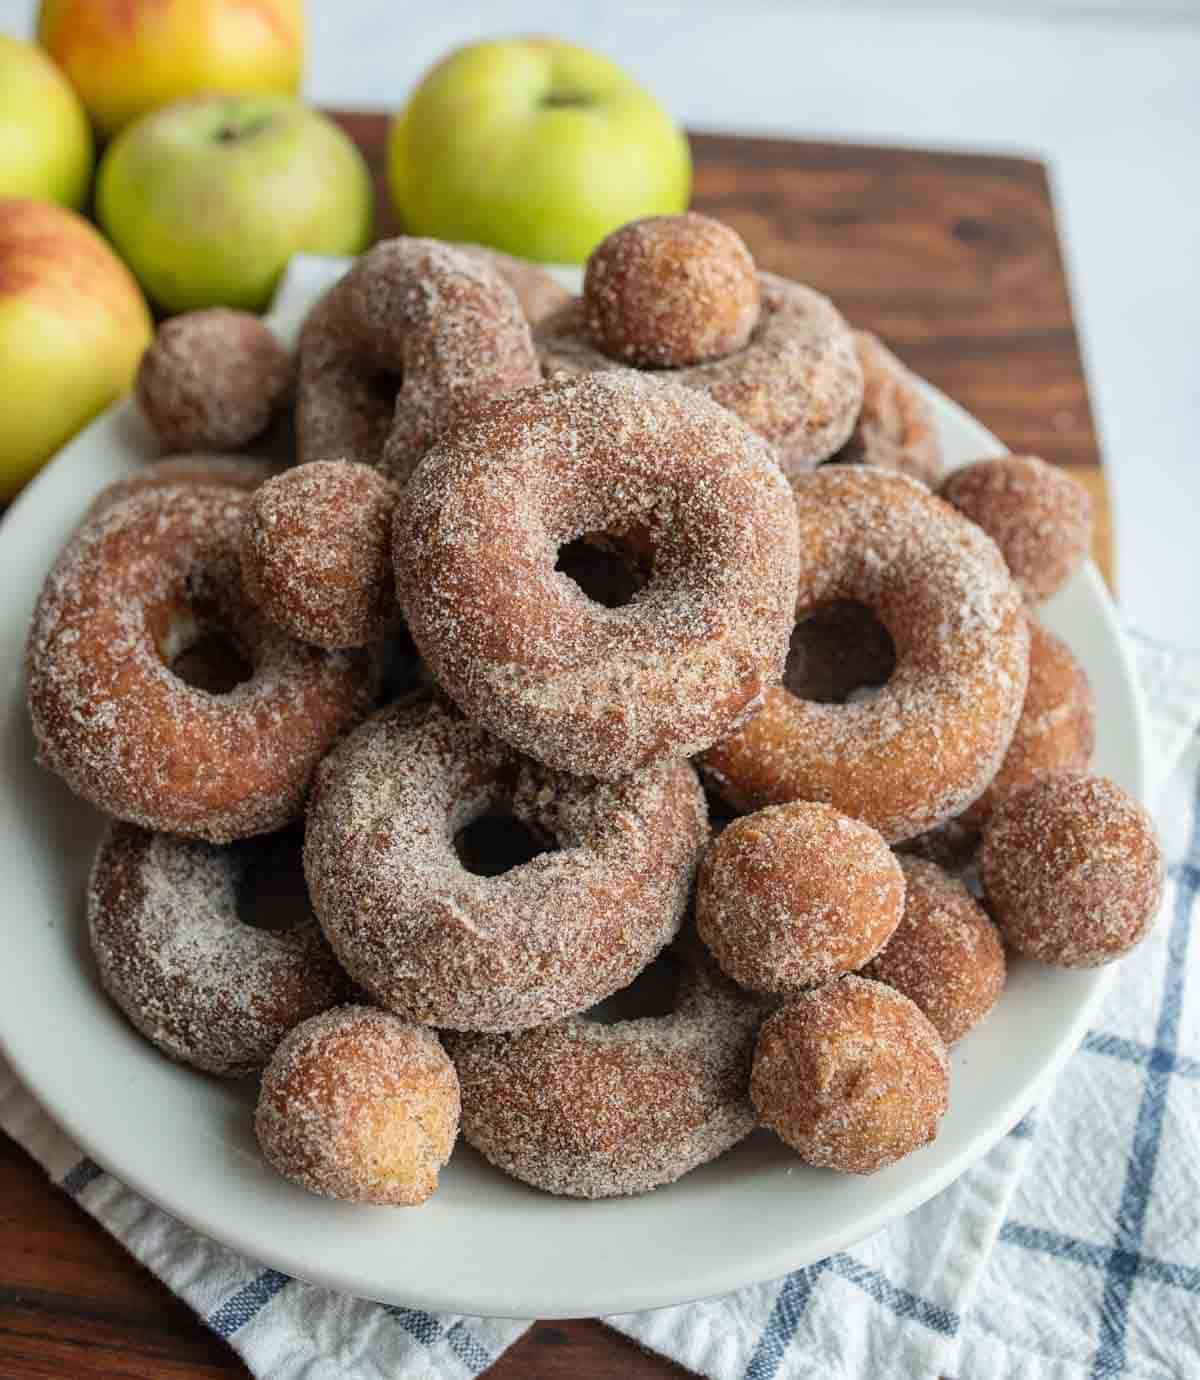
[{"x1": 0, "y1": 263, "x2": 1146, "y2": 1320}]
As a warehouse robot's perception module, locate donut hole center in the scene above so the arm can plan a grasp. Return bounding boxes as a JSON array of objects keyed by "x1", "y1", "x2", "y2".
[
  {"x1": 782, "y1": 601, "x2": 896, "y2": 704},
  {"x1": 152, "y1": 604, "x2": 253, "y2": 695},
  {"x1": 366, "y1": 368, "x2": 402, "y2": 407},
  {"x1": 555, "y1": 533, "x2": 649, "y2": 609},
  {"x1": 585, "y1": 951, "x2": 683, "y2": 1025},
  {"x1": 234, "y1": 830, "x2": 312, "y2": 932},
  {"x1": 454, "y1": 811, "x2": 554, "y2": 878}
]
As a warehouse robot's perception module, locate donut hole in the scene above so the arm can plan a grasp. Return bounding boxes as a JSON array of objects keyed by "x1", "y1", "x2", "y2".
[
  {"x1": 783, "y1": 601, "x2": 896, "y2": 704},
  {"x1": 555, "y1": 534, "x2": 649, "y2": 609},
  {"x1": 584, "y1": 950, "x2": 683, "y2": 1025},
  {"x1": 234, "y1": 830, "x2": 313, "y2": 932},
  {"x1": 454, "y1": 811, "x2": 554, "y2": 878},
  {"x1": 151, "y1": 603, "x2": 253, "y2": 695},
  {"x1": 365, "y1": 368, "x2": 402, "y2": 408}
]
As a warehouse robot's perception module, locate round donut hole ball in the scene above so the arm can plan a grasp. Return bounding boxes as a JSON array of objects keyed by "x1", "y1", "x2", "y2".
[
  {"x1": 980, "y1": 774, "x2": 1164, "y2": 968},
  {"x1": 696, "y1": 801, "x2": 905, "y2": 994},
  {"x1": 584, "y1": 213, "x2": 761, "y2": 368},
  {"x1": 136, "y1": 309, "x2": 293, "y2": 454},
  {"x1": 241, "y1": 460, "x2": 397, "y2": 650},
  {"x1": 782, "y1": 600, "x2": 897, "y2": 704},
  {"x1": 940, "y1": 455, "x2": 1092, "y2": 604},
  {"x1": 751, "y1": 976, "x2": 949, "y2": 1174},
  {"x1": 861, "y1": 857, "x2": 1006, "y2": 1045},
  {"x1": 255, "y1": 1006, "x2": 460, "y2": 1206}
]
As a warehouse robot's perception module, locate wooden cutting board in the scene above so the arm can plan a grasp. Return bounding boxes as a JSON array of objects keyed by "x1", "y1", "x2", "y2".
[{"x1": 0, "y1": 122, "x2": 1110, "y2": 1380}]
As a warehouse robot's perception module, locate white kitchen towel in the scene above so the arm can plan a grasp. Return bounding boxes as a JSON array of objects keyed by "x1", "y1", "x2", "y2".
[
  {"x1": 3, "y1": 630, "x2": 1196, "y2": 1380},
  {"x1": 4, "y1": 250, "x2": 1200, "y2": 1378}
]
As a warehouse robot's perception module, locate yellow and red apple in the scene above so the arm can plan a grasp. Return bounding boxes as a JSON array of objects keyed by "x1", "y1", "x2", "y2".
[
  {"x1": 0, "y1": 198, "x2": 152, "y2": 500},
  {"x1": 97, "y1": 95, "x2": 372, "y2": 313},
  {"x1": 37, "y1": 0, "x2": 305, "y2": 139},
  {"x1": 388, "y1": 37, "x2": 692, "y2": 264},
  {"x1": 0, "y1": 33, "x2": 92, "y2": 208}
]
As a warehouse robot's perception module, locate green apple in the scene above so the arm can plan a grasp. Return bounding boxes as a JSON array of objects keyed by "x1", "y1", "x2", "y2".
[
  {"x1": 96, "y1": 95, "x2": 373, "y2": 313},
  {"x1": 387, "y1": 37, "x2": 691, "y2": 265},
  {"x1": 0, "y1": 198, "x2": 152, "y2": 500},
  {"x1": 0, "y1": 34, "x2": 92, "y2": 208}
]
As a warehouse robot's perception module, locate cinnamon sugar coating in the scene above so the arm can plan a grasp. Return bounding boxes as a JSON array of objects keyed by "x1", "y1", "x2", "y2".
[
  {"x1": 751, "y1": 976, "x2": 950, "y2": 1174},
  {"x1": 701, "y1": 467, "x2": 1029, "y2": 843},
  {"x1": 584, "y1": 213, "x2": 760, "y2": 368},
  {"x1": 536, "y1": 271, "x2": 863, "y2": 472},
  {"x1": 450, "y1": 242, "x2": 572, "y2": 325},
  {"x1": 394, "y1": 372, "x2": 800, "y2": 780},
  {"x1": 448, "y1": 941, "x2": 761, "y2": 1198},
  {"x1": 980, "y1": 774, "x2": 1164, "y2": 968},
  {"x1": 26, "y1": 485, "x2": 378, "y2": 843},
  {"x1": 136, "y1": 309, "x2": 292, "y2": 453},
  {"x1": 697, "y1": 803, "x2": 904, "y2": 994},
  {"x1": 304, "y1": 696, "x2": 708, "y2": 1032},
  {"x1": 88, "y1": 822, "x2": 348, "y2": 1076},
  {"x1": 241, "y1": 460, "x2": 397, "y2": 649},
  {"x1": 862, "y1": 857, "x2": 1005, "y2": 1045},
  {"x1": 906, "y1": 620, "x2": 1095, "y2": 864},
  {"x1": 295, "y1": 237, "x2": 540, "y2": 482},
  {"x1": 828, "y1": 331, "x2": 943, "y2": 486},
  {"x1": 256, "y1": 1006, "x2": 460, "y2": 1206},
  {"x1": 85, "y1": 454, "x2": 282, "y2": 524},
  {"x1": 940, "y1": 455, "x2": 1093, "y2": 604}
]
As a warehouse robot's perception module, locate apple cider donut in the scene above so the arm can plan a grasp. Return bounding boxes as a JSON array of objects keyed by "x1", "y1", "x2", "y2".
[
  {"x1": 451, "y1": 242, "x2": 572, "y2": 325},
  {"x1": 88, "y1": 821, "x2": 348, "y2": 1077},
  {"x1": 304, "y1": 695, "x2": 708, "y2": 1032},
  {"x1": 394, "y1": 371, "x2": 800, "y2": 780},
  {"x1": 295, "y1": 237, "x2": 540, "y2": 481},
  {"x1": 701, "y1": 467, "x2": 1029, "y2": 843},
  {"x1": 136, "y1": 308, "x2": 293, "y2": 453},
  {"x1": 241, "y1": 460, "x2": 398, "y2": 649},
  {"x1": 84, "y1": 453, "x2": 281, "y2": 524},
  {"x1": 827, "y1": 331, "x2": 943, "y2": 486},
  {"x1": 536, "y1": 220, "x2": 862, "y2": 472},
  {"x1": 447, "y1": 941, "x2": 761, "y2": 1198},
  {"x1": 27, "y1": 484, "x2": 377, "y2": 843}
]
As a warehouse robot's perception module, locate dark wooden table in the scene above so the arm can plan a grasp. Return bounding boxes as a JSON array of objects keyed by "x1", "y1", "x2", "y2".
[{"x1": 0, "y1": 121, "x2": 1109, "y2": 1380}]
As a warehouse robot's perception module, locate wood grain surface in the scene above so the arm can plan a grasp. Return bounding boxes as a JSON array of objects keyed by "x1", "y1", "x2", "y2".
[{"x1": 1, "y1": 120, "x2": 1109, "y2": 1380}]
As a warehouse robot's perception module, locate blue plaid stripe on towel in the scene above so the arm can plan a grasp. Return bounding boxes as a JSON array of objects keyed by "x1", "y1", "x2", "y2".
[{"x1": 4, "y1": 490, "x2": 1200, "y2": 1380}]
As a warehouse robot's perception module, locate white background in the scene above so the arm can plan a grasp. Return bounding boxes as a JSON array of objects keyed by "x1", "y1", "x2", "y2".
[{"x1": 4, "y1": 0, "x2": 1198, "y2": 645}]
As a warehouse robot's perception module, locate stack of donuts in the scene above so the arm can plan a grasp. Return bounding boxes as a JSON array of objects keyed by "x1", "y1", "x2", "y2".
[{"x1": 25, "y1": 215, "x2": 1164, "y2": 1207}]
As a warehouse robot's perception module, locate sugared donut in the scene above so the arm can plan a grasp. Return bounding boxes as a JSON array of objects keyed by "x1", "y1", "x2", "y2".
[
  {"x1": 448, "y1": 940, "x2": 761, "y2": 1198},
  {"x1": 940, "y1": 455, "x2": 1093, "y2": 603},
  {"x1": 697, "y1": 802, "x2": 904, "y2": 994},
  {"x1": 241, "y1": 460, "x2": 397, "y2": 650},
  {"x1": 536, "y1": 271, "x2": 862, "y2": 473},
  {"x1": 135, "y1": 309, "x2": 292, "y2": 453},
  {"x1": 304, "y1": 695, "x2": 708, "y2": 1032},
  {"x1": 701, "y1": 467, "x2": 1029, "y2": 843},
  {"x1": 451, "y1": 242, "x2": 572, "y2": 325},
  {"x1": 256, "y1": 1006, "x2": 460, "y2": 1206},
  {"x1": 584, "y1": 213, "x2": 760, "y2": 368},
  {"x1": 84, "y1": 453, "x2": 282, "y2": 524},
  {"x1": 827, "y1": 331, "x2": 942, "y2": 486},
  {"x1": 906, "y1": 620, "x2": 1096, "y2": 865},
  {"x1": 394, "y1": 371, "x2": 800, "y2": 780},
  {"x1": 751, "y1": 976, "x2": 950, "y2": 1174},
  {"x1": 296, "y1": 237, "x2": 540, "y2": 481},
  {"x1": 862, "y1": 857, "x2": 1005, "y2": 1044},
  {"x1": 88, "y1": 821, "x2": 348, "y2": 1076},
  {"x1": 979, "y1": 774, "x2": 1164, "y2": 968},
  {"x1": 27, "y1": 484, "x2": 377, "y2": 843}
]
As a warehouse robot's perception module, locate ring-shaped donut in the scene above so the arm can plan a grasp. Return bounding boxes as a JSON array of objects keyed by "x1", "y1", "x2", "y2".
[
  {"x1": 296, "y1": 237, "x2": 540, "y2": 482},
  {"x1": 303, "y1": 695, "x2": 708, "y2": 1033},
  {"x1": 394, "y1": 371, "x2": 801, "y2": 780},
  {"x1": 447, "y1": 939, "x2": 761, "y2": 1197},
  {"x1": 89, "y1": 821, "x2": 348, "y2": 1076},
  {"x1": 536, "y1": 273, "x2": 863, "y2": 473},
  {"x1": 701, "y1": 467, "x2": 1029, "y2": 843},
  {"x1": 27, "y1": 484, "x2": 378, "y2": 843}
]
